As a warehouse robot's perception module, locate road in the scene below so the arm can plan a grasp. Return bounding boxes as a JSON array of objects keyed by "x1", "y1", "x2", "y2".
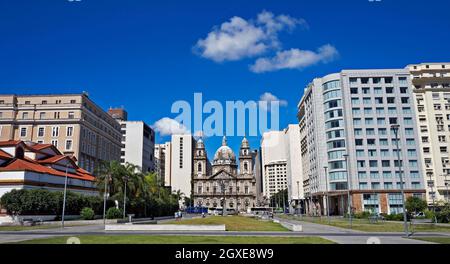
[{"x1": 0, "y1": 218, "x2": 448, "y2": 244}]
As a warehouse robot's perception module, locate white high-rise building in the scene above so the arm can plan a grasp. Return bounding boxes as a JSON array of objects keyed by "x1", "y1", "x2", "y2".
[
  {"x1": 409, "y1": 63, "x2": 450, "y2": 204},
  {"x1": 261, "y1": 131, "x2": 287, "y2": 199},
  {"x1": 169, "y1": 134, "x2": 194, "y2": 198},
  {"x1": 284, "y1": 124, "x2": 304, "y2": 209},
  {"x1": 260, "y1": 126, "x2": 304, "y2": 210},
  {"x1": 298, "y1": 69, "x2": 426, "y2": 216},
  {"x1": 119, "y1": 121, "x2": 155, "y2": 173}
]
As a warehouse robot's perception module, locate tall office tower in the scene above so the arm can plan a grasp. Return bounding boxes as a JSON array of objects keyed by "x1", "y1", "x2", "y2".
[
  {"x1": 170, "y1": 134, "x2": 195, "y2": 198},
  {"x1": 284, "y1": 124, "x2": 304, "y2": 212},
  {"x1": 155, "y1": 143, "x2": 167, "y2": 184},
  {"x1": 261, "y1": 131, "x2": 288, "y2": 199},
  {"x1": 260, "y1": 126, "x2": 304, "y2": 211},
  {"x1": 0, "y1": 93, "x2": 122, "y2": 173},
  {"x1": 108, "y1": 108, "x2": 155, "y2": 173},
  {"x1": 298, "y1": 70, "x2": 426, "y2": 216},
  {"x1": 409, "y1": 63, "x2": 450, "y2": 204}
]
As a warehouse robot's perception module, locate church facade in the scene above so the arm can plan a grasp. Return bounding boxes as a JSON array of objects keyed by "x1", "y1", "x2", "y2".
[{"x1": 192, "y1": 136, "x2": 257, "y2": 213}]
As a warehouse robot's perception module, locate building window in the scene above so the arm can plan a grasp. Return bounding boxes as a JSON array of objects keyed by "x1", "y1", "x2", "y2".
[
  {"x1": 67, "y1": 126, "x2": 73, "y2": 137},
  {"x1": 363, "y1": 194, "x2": 379, "y2": 213},
  {"x1": 52, "y1": 126, "x2": 59, "y2": 137},
  {"x1": 38, "y1": 127, "x2": 45, "y2": 137},
  {"x1": 389, "y1": 193, "x2": 404, "y2": 214},
  {"x1": 65, "y1": 140, "x2": 73, "y2": 150},
  {"x1": 68, "y1": 112, "x2": 75, "y2": 119},
  {"x1": 22, "y1": 112, "x2": 28, "y2": 119},
  {"x1": 51, "y1": 140, "x2": 58, "y2": 148},
  {"x1": 20, "y1": 127, "x2": 27, "y2": 137}
]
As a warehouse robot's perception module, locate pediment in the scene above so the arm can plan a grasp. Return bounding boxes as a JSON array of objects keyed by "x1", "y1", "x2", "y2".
[{"x1": 209, "y1": 169, "x2": 237, "y2": 180}]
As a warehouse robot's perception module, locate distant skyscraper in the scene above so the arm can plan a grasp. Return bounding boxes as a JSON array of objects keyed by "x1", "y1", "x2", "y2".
[
  {"x1": 169, "y1": 134, "x2": 194, "y2": 198},
  {"x1": 298, "y1": 69, "x2": 426, "y2": 216},
  {"x1": 260, "y1": 126, "x2": 304, "y2": 212}
]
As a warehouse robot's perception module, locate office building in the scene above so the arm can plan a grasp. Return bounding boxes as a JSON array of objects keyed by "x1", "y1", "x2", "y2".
[
  {"x1": 108, "y1": 108, "x2": 155, "y2": 173},
  {"x1": 298, "y1": 69, "x2": 426, "y2": 215},
  {"x1": 0, "y1": 93, "x2": 122, "y2": 173}
]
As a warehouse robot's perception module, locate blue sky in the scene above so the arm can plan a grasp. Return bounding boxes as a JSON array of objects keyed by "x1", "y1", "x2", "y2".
[{"x1": 1, "y1": 0, "x2": 449, "y2": 158}]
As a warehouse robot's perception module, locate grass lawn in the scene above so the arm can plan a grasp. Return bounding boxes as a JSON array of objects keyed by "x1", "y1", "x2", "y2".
[
  {"x1": 165, "y1": 216, "x2": 288, "y2": 232},
  {"x1": 278, "y1": 215, "x2": 450, "y2": 233},
  {"x1": 15, "y1": 235, "x2": 335, "y2": 244},
  {"x1": 411, "y1": 237, "x2": 450, "y2": 244},
  {"x1": 0, "y1": 222, "x2": 92, "y2": 231},
  {"x1": 0, "y1": 225, "x2": 61, "y2": 231}
]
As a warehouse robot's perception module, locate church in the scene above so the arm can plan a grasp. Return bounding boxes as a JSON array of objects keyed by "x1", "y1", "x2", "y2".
[{"x1": 192, "y1": 136, "x2": 257, "y2": 213}]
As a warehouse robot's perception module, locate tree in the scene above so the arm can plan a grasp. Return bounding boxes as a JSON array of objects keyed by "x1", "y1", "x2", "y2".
[{"x1": 405, "y1": 196, "x2": 427, "y2": 214}]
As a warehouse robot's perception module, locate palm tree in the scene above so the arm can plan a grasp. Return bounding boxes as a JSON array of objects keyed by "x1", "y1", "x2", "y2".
[{"x1": 95, "y1": 160, "x2": 124, "y2": 196}]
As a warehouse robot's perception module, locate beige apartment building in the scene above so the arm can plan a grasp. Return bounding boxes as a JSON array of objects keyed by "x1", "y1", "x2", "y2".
[
  {"x1": 0, "y1": 93, "x2": 122, "y2": 173},
  {"x1": 410, "y1": 63, "x2": 450, "y2": 204}
]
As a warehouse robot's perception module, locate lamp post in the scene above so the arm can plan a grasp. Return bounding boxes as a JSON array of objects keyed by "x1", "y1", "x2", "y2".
[
  {"x1": 123, "y1": 176, "x2": 129, "y2": 219},
  {"x1": 324, "y1": 166, "x2": 330, "y2": 223},
  {"x1": 102, "y1": 174, "x2": 110, "y2": 226},
  {"x1": 308, "y1": 174, "x2": 312, "y2": 216},
  {"x1": 343, "y1": 154, "x2": 352, "y2": 229},
  {"x1": 297, "y1": 182, "x2": 300, "y2": 214},
  {"x1": 61, "y1": 164, "x2": 69, "y2": 229},
  {"x1": 446, "y1": 173, "x2": 449, "y2": 204},
  {"x1": 429, "y1": 173, "x2": 437, "y2": 224},
  {"x1": 392, "y1": 124, "x2": 409, "y2": 237}
]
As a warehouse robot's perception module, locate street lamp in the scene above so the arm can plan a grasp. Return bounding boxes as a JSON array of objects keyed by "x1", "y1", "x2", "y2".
[
  {"x1": 446, "y1": 173, "x2": 449, "y2": 204},
  {"x1": 103, "y1": 173, "x2": 111, "y2": 226},
  {"x1": 61, "y1": 164, "x2": 69, "y2": 228},
  {"x1": 343, "y1": 154, "x2": 352, "y2": 229},
  {"x1": 429, "y1": 173, "x2": 437, "y2": 223},
  {"x1": 392, "y1": 124, "x2": 409, "y2": 237},
  {"x1": 297, "y1": 180, "x2": 301, "y2": 217},
  {"x1": 123, "y1": 176, "x2": 129, "y2": 219},
  {"x1": 324, "y1": 166, "x2": 330, "y2": 223}
]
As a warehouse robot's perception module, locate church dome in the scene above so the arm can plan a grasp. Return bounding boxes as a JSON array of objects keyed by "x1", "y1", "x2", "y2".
[{"x1": 213, "y1": 136, "x2": 236, "y2": 165}]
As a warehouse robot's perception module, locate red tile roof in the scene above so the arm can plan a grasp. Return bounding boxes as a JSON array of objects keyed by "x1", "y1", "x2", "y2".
[
  {"x1": 0, "y1": 158, "x2": 95, "y2": 181},
  {"x1": 0, "y1": 140, "x2": 95, "y2": 182},
  {"x1": 0, "y1": 149, "x2": 12, "y2": 159},
  {"x1": 0, "y1": 140, "x2": 22, "y2": 147}
]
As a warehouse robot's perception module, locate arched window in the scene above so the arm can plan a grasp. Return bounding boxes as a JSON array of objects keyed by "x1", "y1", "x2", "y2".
[
  {"x1": 198, "y1": 162, "x2": 202, "y2": 173},
  {"x1": 243, "y1": 162, "x2": 248, "y2": 172}
]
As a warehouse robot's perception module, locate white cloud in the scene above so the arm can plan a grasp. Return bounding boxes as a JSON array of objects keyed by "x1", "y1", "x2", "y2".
[
  {"x1": 258, "y1": 92, "x2": 288, "y2": 111},
  {"x1": 250, "y1": 44, "x2": 339, "y2": 73},
  {"x1": 152, "y1": 118, "x2": 190, "y2": 136},
  {"x1": 194, "y1": 11, "x2": 304, "y2": 62}
]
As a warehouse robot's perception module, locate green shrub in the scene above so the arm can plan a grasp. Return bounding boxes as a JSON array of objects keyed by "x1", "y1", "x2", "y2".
[
  {"x1": 80, "y1": 207, "x2": 95, "y2": 220},
  {"x1": 0, "y1": 189, "x2": 114, "y2": 216},
  {"x1": 435, "y1": 208, "x2": 449, "y2": 223},
  {"x1": 354, "y1": 211, "x2": 371, "y2": 219},
  {"x1": 106, "y1": 207, "x2": 123, "y2": 219}
]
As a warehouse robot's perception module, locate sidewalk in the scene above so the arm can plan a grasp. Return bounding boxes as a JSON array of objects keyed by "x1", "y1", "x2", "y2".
[{"x1": 274, "y1": 216, "x2": 437, "y2": 244}]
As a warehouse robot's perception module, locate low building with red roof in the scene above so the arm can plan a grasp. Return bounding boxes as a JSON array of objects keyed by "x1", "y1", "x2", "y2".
[{"x1": 0, "y1": 140, "x2": 99, "y2": 204}]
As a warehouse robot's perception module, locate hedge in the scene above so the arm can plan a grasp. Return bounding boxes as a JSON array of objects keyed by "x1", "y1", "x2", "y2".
[
  {"x1": 0, "y1": 189, "x2": 179, "y2": 218},
  {"x1": 0, "y1": 189, "x2": 114, "y2": 216}
]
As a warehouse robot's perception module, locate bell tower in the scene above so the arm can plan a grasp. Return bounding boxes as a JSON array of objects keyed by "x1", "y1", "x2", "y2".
[
  {"x1": 239, "y1": 136, "x2": 253, "y2": 175},
  {"x1": 194, "y1": 138, "x2": 207, "y2": 178}
]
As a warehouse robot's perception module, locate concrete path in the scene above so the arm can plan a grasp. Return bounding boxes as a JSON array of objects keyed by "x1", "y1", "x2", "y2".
[
  {"x1": 274, "y1": 217, "x2": 440, "y2": 244},
  {"x1": 1, "y1": 219, "x2": 448, "y2": 244}
]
